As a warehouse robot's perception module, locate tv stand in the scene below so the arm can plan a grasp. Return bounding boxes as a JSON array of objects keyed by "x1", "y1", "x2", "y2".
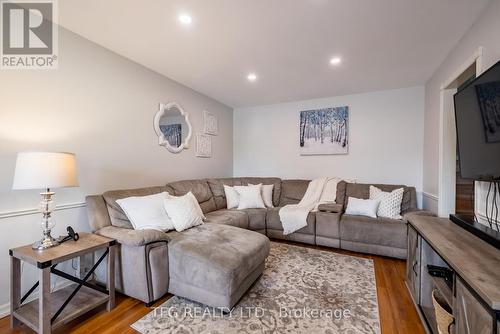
[
  {"x1": 450, "y1": 214, "x2": 500, "y2": 250},
  {"x1": 406, "y1": 215, "x2": 500, "y2": 334}
]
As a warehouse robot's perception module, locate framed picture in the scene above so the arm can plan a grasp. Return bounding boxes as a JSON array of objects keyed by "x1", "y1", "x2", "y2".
[
  {"x1": 196, "y1": 133, "x2": 212, "y2": 158},
  {"x1": 299, "y1": 106, "x2": 349, "y2": 155},
  {"x1": 203, "y1": 110, "x2": 218, "y2": 135}
]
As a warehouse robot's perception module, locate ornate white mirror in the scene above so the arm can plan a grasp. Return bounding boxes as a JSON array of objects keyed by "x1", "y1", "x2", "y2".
[{"x1": 153, "y1": 102, "x2": 192, "y2": 153}]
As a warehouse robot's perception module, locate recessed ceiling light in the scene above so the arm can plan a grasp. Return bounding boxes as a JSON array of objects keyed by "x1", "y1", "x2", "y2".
[
  {"x1": 329, "y1": 57, "x2": 341, "y2": 65},
  {"x1": 247, "y1": 73, "x2": 257, "y2": 82},
  {"x1": 178, "y1": 14, "x2": 192, "y2": 25}
]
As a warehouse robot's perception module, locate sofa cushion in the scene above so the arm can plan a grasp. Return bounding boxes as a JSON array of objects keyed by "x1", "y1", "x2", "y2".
[
  {"x1": 165, "y1": 179, "x2": 216, "y2": 214},
  {"x1": 204, "y1": 209, "x2": 249, "y2": 229},
  {"x1": 343, "y1": 183, "x2": 417, "y2": 213},
  {"x1": 316, "y1": 211, "x2": 341, "y2": 239},
  {"x1": 240, "y1": 208, "x2": 267, "y2": 231},
  {"x1": 279, "y1": 180, "x2": 309, "y2": 206},
  {"x1": 340, "y1": 214, "x2": 407, "y2": 249},
  {"x1": 102, "y1": 186, "x2": 167, "y2": 229},
  {"x1": 167, "y1": 224, "x2": 270, "y2": 303},
  {"x1": 266, "y1": 207, "x2": 316, "y2": 235}
]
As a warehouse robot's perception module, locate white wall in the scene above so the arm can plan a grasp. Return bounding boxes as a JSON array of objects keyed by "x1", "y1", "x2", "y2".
[
  {"x1": 234, "y1": 87, "x2": 425, "y2": 200},
  {"x1": 0, "y1": 27, "x2": 233, "y2": 313},
  {"x1": 423, "y1": 0, "x2": 500, "y2": 216}
]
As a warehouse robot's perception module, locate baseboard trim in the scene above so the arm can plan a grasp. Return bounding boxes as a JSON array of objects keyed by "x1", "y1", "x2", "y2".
[
  {"x1": 0, "y1": 303, "x2": 9, "y2": 319},
  {"x1": 0, "y1": 202, "x2": 86, "y2": 220}
]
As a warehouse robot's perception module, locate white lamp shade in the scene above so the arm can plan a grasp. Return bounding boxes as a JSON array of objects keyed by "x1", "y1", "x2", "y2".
[{"x1": 12, "y1": 152, "x2": 79, "y2": 190}]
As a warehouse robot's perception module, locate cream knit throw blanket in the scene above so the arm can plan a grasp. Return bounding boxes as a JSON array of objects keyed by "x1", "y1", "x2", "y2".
[{"x1": 279, "y1": 177, "x2": 340, "y2": 235}]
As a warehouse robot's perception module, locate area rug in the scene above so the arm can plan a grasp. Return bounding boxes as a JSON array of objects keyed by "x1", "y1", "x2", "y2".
[{"x1": 132, "y1": 242, "x2": 380, "y2": 334}]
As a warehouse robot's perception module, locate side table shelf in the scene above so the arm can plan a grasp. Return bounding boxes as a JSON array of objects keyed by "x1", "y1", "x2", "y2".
[{"x1": 13, "y1": 284, "x2": 109, "y2": 332}]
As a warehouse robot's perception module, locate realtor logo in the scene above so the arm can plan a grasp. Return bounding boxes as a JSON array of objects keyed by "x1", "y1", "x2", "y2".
[{"x1": 1, "y1": 0, "x2": 58, "y2": 69}]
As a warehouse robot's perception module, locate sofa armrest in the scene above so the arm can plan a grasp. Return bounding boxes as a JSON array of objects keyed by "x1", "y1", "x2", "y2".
[
  {"x1": 86, "y1": 195, "x2": 112, "y2": 232},
  {"x1": 402, "y1": 209, "x2": 436, "y2": 222},
  {"x1": 318, "y1": 203, "x2": 344, "y2": 213},
  {"x1": 95, "y1": 226, "x2": 170, "y2": 246}
]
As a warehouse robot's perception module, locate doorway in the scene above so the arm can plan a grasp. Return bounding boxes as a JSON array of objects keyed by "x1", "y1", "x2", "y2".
[{"x1": 438, "y1": 47, "x2": 483, "y2": 217}]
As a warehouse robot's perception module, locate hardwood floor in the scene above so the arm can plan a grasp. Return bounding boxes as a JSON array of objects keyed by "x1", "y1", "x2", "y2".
[{"x1": 0, "y1": 240, "x2": 425, "y2": 334}]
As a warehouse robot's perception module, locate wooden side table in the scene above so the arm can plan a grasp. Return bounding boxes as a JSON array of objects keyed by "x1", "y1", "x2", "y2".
[{"x1": 9, "y1": 233, "x2": 116, "y2": 334}]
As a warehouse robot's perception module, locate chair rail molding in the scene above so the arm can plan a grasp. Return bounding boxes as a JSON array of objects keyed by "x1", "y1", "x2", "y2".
[
  {"x1": 0, "y1": 202, "x2": 86, "y2": 220},
  {"x1": 422, "y1": 191, "x2": 439, "y2": 214},
  {"x1": 422, "y1": 192, "x2": 438, "y2": 201}
]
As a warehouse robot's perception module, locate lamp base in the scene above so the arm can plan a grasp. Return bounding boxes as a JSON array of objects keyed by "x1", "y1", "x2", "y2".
[
  {"x1": 32, "y1": 235, "x2": 60, "y2": 250},
  {"x1": 33, "y1": 189, "x2": 60, "y2": 251}
]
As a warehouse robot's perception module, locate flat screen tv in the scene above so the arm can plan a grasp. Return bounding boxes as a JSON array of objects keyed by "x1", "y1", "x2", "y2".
[{"x1": 454, "y1": 60, "x2": 500, "y2": 181}]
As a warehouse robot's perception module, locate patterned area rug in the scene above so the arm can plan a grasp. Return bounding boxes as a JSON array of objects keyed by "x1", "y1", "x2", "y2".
[{"x1": 132, "y1": 242, "x2": 380, "y2": 334}]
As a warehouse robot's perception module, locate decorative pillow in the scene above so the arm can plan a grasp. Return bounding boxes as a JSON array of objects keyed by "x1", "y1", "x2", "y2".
[
  {"x1": 234, "y1": 184, "x2": 266, "y2": 210},
  {"x1": 249, "y1": 183, "x2": 274, "y2": 208},
  {"x1": 223, "y1": 185, "x2": 240, "y2": 209},
  {"x1": 163, "y1": 192, "x2": 205, "y2": 232},
  {"x1": 369, "y1": 186, "x2": 404, "y2": 219},
  {"x1": 345, "y1": 197, "x2": 380, "y2": 218},
  {"x1": 116, "y1": 192, "x2": 174, "y2": 231}
]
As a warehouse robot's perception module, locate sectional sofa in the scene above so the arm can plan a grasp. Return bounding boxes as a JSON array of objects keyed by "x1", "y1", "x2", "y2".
[{"x1": 86, "y1": 177, "x2": 427, "y2": 306}]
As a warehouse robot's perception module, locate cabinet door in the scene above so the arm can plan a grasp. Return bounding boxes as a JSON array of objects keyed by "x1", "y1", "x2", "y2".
[
  {"x1": 455, "y1": 278, "x2": 494, "y2": 334},
  {"x1": 406, "y1": 225, "x2": 420, "y2": 303}
]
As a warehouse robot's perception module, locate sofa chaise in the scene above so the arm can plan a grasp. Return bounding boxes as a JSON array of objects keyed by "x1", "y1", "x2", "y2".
[{"x1": 86, "y1": 177, "x2": 428, "y2": 306}]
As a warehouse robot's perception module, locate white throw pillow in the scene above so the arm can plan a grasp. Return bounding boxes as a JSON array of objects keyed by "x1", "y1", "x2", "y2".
[
  {"x1": 163, "y1": 192, "x2": 205, "y2": 232},
  {"x1": 223, "y1": 185, "x2": 240, "y2": 209},
  {"x1": 369, "y1": 186, "x2": 404, "y2": 220},
  {"x1": 345, "y1": 197, "x2": 380, "y2": 218},
  {"x1": 234, "y1": 184, "x2": 266, "y2": 210},
  {"x1": 116, "y1": 192, "x2": 174, "y2": 231},
  {"x1": 249, "y1": 183, "x2": 274, "y2": 208}
]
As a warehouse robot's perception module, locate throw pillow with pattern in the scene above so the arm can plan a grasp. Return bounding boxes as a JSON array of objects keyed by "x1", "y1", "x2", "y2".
[{"x1": 369, "y1": 186, "x2": 404, "y2": 220}]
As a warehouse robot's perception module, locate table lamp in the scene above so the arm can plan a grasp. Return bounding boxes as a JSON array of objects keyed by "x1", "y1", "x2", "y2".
[{"x1": 12, "y1": 152, "x2": 79, "y2": 250}]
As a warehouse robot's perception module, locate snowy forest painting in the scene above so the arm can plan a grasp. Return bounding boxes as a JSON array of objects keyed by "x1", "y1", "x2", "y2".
[
  {"x1": 160, "y1": 124, "x2": 182, "y2": 148},
  {"x1": 299, "y1": 106, "x2": 349, "y2": 155}
]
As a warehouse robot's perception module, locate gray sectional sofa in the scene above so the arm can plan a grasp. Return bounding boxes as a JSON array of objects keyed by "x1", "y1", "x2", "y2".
[{"x1": 86, "y1": 177, "x2": 427, "y2": 306}]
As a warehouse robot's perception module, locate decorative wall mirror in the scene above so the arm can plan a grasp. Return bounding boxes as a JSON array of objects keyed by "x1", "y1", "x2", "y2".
[{"x1": 153, "y1": 102, "x2": 192, "y2": 153}]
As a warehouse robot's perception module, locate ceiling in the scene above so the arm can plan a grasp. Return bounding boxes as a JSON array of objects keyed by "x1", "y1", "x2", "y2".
[{"x1": 58, "y1": 0, "x2": 490, "y2": 107}]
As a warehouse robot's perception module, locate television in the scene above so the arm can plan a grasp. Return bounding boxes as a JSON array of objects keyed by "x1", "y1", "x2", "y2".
[{"x1": 454, "y1": 60, "x2": 500, "y2": 181}]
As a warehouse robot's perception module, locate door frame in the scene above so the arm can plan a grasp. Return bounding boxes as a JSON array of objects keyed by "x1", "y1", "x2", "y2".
[{"x1": 437, "y1": 47, "x2": 483, "y2": 217}]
